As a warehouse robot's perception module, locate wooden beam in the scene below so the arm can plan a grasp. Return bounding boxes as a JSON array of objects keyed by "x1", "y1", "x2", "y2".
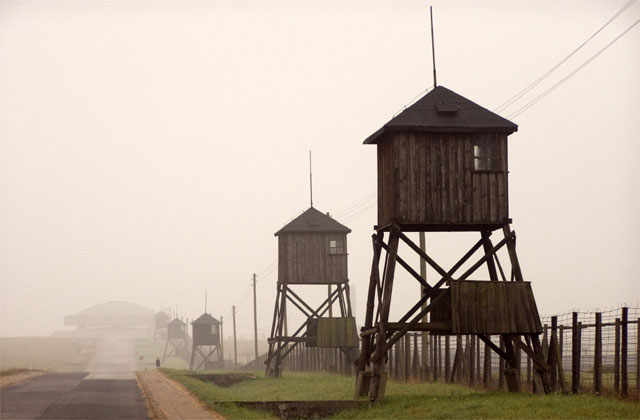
[
  {"x1": 380, "y1": 240, "x2": 431, "y2": 290},
  {"x1": 477, "y1": 334, "x2": 508, "y2": 360},
  {"x1": 510, "y1": 335, "x2": 550, "y2": 371}
]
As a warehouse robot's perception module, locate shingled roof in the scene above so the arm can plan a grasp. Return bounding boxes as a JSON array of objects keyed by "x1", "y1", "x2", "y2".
[
  {"x1": 364, "y1": 85, "x2": 517, "y2": 144},
  {"x1": 274, "y1": 207, "x2": 351, "y2": 236},
  {"x1": 191, "y1": 313, "x2": 220, "y2": 325}
]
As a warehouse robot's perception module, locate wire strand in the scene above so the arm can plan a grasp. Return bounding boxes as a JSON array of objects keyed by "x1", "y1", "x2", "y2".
[
  {"x1": 494, "y1": 0, "x2": 636, "y2": 114},
  {"x1": 508, "y1": 17, "x2": 640, "y2": 119}
]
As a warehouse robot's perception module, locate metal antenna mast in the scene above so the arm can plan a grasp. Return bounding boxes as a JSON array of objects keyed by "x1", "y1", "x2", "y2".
[
  {"x1": 430, "y1": 6, "x2": 437, "y2": 88},
  {"x1": 309, "y1": 150, "x2": 313, "y2": 207}
]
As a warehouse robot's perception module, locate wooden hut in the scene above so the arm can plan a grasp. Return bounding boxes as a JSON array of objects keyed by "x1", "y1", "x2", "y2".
[
  {"x1": 189, "y1": 313, "x2": 223, "y2": 370},
  {"x1": 265, "y1": 207, "x2": 358, "y2": 377},
  {"x1": 355, "y1": 86, "x2": 552, "y2": 401},
  {"x1": 163, "y1": 318, "x2": 188, "y2": 363}
]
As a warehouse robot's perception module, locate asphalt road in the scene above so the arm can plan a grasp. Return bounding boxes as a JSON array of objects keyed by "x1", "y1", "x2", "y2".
[{"x1": 0, "y1": 335, "x2": 151, "y2": 419}]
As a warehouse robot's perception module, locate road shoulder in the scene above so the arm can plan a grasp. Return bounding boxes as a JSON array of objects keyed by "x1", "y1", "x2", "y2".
[
  {"x1": 0, "y1": 370, "x2": 46, "y2": 389},
  {"x1": 137, "y1": 370, "x2": 224, "y2": 420}
]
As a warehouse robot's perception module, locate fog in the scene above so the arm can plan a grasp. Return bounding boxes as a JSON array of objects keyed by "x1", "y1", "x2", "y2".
[{"x1": 1, "y1": 0, "x2": 638, "y2": 339}]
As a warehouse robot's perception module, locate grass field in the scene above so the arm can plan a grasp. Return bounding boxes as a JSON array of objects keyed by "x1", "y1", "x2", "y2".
[
  {"x1": 134, "y1": 338, "x2": 189, "y2": 371},
  {"x1": 0, "y1": 337, "x2": 97, "y2": 372},
  {"x1": 164, "y1": 369, "x2": 640, "y2": 419}
]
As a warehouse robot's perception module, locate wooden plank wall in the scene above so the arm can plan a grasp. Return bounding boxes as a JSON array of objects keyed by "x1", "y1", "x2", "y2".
[
  {"x1": 450, "y1": 281, "x2": 542, "y2": 334},
  {"x1": 278, "y1": 233, "x2": 348, "y2": 284},
  {"x1": 377, "y1": 132, "x2": 508, "y2": 227}
]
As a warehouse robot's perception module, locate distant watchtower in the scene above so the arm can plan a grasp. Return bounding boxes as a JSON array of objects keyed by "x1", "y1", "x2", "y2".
[
  {"x1": 189, "y1": 313, "x2": 223, "y2": 370},
  {"x1": 153, "y1": 311, "x2": 170, "y2": 343},
  {"x1": 355, "y1": 86, "x2": 551, "y2": 401},
  {"x1": 163, "y1": 317, "x2": 188, "y2": 364},
  {"x1": 265, "y1": 207, "x2": 358, "y2": 377}
]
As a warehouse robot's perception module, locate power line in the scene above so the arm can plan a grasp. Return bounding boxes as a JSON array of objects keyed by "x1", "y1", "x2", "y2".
[
  {"x1": 494, "y1": 0, "x2": 637, "y2": 114},
  {"x1": 508, "y1": 17, "x2": 640, "y2": 119}
]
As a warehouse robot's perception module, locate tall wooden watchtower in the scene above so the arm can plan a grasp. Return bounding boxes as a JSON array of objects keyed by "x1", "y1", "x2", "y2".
[
  {"x1": 189, "y1": 313, "x2": 223, "y2": 370},
  {"x1": 163, "y1": 317, "x2": 188, "y2": 363},
  {"x1": 355, "y1": 85, "x2": 551, "y2": 401},
  {"x1": 265, "y1": 207, "x2": 359, "y2": 377}
]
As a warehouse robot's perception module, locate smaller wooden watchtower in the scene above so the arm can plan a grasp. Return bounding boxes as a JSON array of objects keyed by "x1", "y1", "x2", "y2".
[
  {"x1": 189, "y1": 313, "x2": 223, "y2": 370},
  {"x1": 153, "y1": 311, "x2": 170, "y2": 343},
  {"x1": 265, "y1": 207, "x2": 359, "y2": 377},
  {"x1": 163, "y1": 317, "x2": 188, "y2": 363}
]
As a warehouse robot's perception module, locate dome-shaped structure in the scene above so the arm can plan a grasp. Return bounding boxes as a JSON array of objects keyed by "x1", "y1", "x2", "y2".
[{"x1": 63, "y1": 301, "x2": 155, "y2": 328}]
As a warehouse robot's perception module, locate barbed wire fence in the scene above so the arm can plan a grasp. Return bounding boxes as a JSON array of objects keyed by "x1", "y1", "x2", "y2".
[{"x1": 240, "y1": 306, "x2": 638, "y2": 399}]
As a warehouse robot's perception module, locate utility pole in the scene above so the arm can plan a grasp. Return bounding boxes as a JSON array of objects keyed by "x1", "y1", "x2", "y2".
[
  {"x1": 220, "y1": 315, "x2": 224, "y2": 363},
  {"x1": 253, "y1": 273, "x2": 258, "y2": 367},
  {"x1": 232, "y1": 305, "x2": 238, "y2": 369}
]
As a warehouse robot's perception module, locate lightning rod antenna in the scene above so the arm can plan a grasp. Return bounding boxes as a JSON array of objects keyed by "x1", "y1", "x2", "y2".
[
  {"x1": 430, "y1": 6, "x2": 437, "y2": 88},
  {"x1": 309, "y1": 151, "x2": 313, "y2": 207},
  {"x1": 205, "y1": 289, "x2": 207, "y2": 313}
]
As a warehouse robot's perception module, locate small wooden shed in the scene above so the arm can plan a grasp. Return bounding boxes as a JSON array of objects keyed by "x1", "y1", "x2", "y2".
[{"x1": 364, "y1": 85, "x2": 518, "y2": 232}]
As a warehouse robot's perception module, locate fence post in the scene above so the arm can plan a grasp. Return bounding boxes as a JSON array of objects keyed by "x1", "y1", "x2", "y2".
[
  {"x1": 549, "y1": 316, "x2": 558, "y2": 392},
  {"x1": 469, "y1": 335, "x2": 475, "y2": 386},
  {"x1": 498, "y1": 335, "x2": 505, "y2": 389},
  {"x1": 621, "y1": 307, "x2": 628, "y2": 398},
  {"x1": 404, "y1": 334, "x2": 410, "y2": 382},
  {"x1": 571, "y1": 312, "x2": 580, "y2": 394},
  {"x1": 614, "y1": 318, "x2": 620, "y2": 395},
  {"x1": 432, "y1": 335, "x2": 438, "y2": 382},
  {"x1": 413, "y1": 333, "x2": 420, "y2": 379},
  {"x1": 594, "y1": 312, "x2": 602, "y2": 395},
  {"x1": 444, "y1": 335, "x2": 451, "y2": 381},
  {"x1": 637, "y1": 318, "x2": 640, "y2": 393},
  {"x1": 542, "y1": 324, "x2": 549, "y2": 360},
  {"x1": 483, "y1": 339, "x2": 491, "y2": 387}
]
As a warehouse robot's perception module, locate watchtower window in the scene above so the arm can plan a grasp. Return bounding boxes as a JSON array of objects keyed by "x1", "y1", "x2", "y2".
[
  {"x1": 328, "y1": 236, "x2": 344, "y2": 255},
  {"x1": 211, "y1": 325, "x2": 218, "y2": 335},
  {"x1": 473, "y1": 139, "x2": 500, "y2": 171}
]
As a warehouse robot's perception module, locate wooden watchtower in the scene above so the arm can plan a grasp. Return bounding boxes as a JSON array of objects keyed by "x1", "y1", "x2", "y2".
[
  {"x1": 163, "y1": 317, "x2": 188, "y2": 363},
  {"x1": 355, "y1": 85, "x2": 552, "y2": 401},
  {"x1": 153, "y1": 311, "x2": 170, "y2": 344},
  {"x1": 189, "y1": 313, "x2": 223, "y2": 370},
  {"x1": 265, "y1": 207, "x2": 359, "y2": 377}
]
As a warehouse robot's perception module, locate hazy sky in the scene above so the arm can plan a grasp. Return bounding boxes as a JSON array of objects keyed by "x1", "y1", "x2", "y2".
[{"x1": 1, "y1": 0, "x2": 638, "y2": 338}]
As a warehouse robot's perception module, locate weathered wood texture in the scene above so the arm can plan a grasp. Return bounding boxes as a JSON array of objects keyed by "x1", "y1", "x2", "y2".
[
  {"x1": 278, "y1": 233, "x2": 348, "y2": 284},
  {"x1": 377, "y1": 132, "x2": 508, "y2": 228},
  {"x1": 431, "y1": 281, "x2": 542, "y2": 334},
  {"x1": 192, "y1": 324, "x2": 220, "y2": 346},
  {"x1": 306, "y1": 317, "x2": 358, "y2": 348}
]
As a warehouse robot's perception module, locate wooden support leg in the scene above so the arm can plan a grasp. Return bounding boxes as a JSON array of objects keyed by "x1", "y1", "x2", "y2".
[
  {"x1": 369, "y1": 228, "x2": 400, "y2": 403},
  {"x1": 502, "y1": 335, "x2": 521, "y2": 392},
  {"x1": 355, "y1": 234, "x2": 384, "y2": 398}
]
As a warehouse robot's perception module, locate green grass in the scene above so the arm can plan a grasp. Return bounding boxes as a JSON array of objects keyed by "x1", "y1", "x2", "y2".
[
  {"x1": 134, "y1": 338, "x2": 188, "y2": 371},
  {"x1": 164, "y1": 369, "x2": 640, "y2": 419}
]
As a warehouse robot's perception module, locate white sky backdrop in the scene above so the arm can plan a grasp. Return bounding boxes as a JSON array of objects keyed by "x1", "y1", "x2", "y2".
[{"x1": 1, "y1": 0, "x2": 638, "y2": 338}]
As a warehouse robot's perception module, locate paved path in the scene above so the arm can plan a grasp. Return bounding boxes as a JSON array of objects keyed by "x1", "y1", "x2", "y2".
[
  {"x1": 137, "y1": 370, "x2": 224, "y2": 420},
  {"x1": 0, "y1": 372, "x2": 150, "y2": 419},
  {"x1": 0, "y1": 335, "x2": 150, "y2": 419}
]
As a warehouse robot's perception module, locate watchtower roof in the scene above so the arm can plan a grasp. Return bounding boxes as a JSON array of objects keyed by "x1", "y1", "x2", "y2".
[
  {"x1": 275, "y1": 206, "x2": 351, "y2": 236},
  {"x1": 364, "y1": 85, "x2": 518, "y2": 144},
  {"x1": 168, "y1": 318, "x2": 185, "y2": 327},
  {"x1": 192, "y1": 313, "x2": 221, "y2": 325}
]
